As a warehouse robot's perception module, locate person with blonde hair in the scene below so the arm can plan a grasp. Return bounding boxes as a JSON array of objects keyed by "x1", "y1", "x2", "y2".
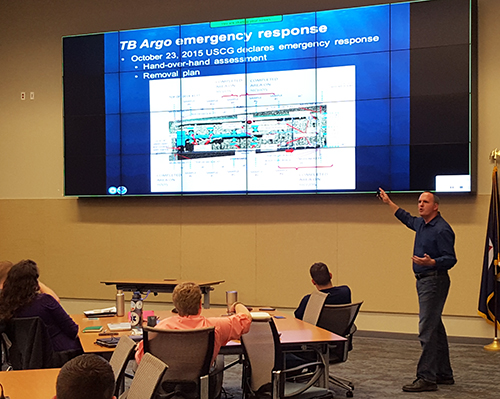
[
  {"x1": 135, "y1": 282, "x2": 251, "y2": 399},
  {"x1": 135, "y1": 282, "x2": 251, "y2": 364}
]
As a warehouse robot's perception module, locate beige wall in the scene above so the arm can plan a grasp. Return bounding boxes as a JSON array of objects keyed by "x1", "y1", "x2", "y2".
[{"x1": 1, "y1": 0, "x2": 499, "y2": 336}]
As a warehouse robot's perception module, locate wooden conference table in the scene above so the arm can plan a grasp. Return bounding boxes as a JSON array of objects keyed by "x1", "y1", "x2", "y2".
[
  {"x1": 101, "y1": 279, "x2": 225, "y2": 309},
  {"x1": 75, "y1": 308, "x2": 346, "y2": 387},
  {"x1": 0, "y1": 368, "x2": 58, "y2": 399},
  {"x1": 0, "y1": 310, "x2": 345, "y2": 398}
]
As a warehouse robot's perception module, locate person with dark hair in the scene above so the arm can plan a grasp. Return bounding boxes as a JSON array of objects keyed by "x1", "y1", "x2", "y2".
[
  {"x1": 54, "y1": 354, "x2": 115, "y2": 399},
  {"x1": 378, "y1": 188, "x2": 456, "y2": 392},
  {"x1": 294, "y1": 262, "x2": 352, "y2": 320},
  {"x1": 0, "y1": 259, "x2": 60, "y2": 301},
  {"x1": 0, "y1": 259, "x2": 82, "y2": 354}
]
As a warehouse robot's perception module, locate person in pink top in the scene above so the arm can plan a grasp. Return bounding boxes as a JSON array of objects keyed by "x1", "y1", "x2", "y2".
[
  {"x1": 135, "y1": 282, "x2": 251, "y2": 399},
  {"x1": 135, "y1": 282, "x2": 252, "y2": 364}
]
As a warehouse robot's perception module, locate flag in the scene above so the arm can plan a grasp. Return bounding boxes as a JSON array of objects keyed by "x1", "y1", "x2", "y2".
[{"x1": 478, "y1": 166, "x2": 500, "y2": 326}]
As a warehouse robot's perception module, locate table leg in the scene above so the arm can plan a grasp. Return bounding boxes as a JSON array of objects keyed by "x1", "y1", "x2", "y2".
[
  {"x1": 320, "y1": 343, "x2": 330, "y2": 388},
  {"x1": 201, "y1": 286, "x2": 212, "y2": 309}
]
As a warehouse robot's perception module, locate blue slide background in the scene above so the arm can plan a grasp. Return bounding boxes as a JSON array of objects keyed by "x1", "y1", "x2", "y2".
[{"x1": 103, "y1": 3, "x2": 410, "y2": 194}]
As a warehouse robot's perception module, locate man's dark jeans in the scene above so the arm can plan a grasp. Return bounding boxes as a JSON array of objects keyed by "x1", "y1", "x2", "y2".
[{"x1": 416, "y1": 274, "x2": 453, "y2": 383}]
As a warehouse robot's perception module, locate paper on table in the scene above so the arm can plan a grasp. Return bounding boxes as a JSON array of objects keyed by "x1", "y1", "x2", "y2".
[
  {"x1": 250, "y1": 312, "x2": 271, "y2": 321},
  {"x1": 107, "y1": 322, "x2": 132, "y2": 331}
]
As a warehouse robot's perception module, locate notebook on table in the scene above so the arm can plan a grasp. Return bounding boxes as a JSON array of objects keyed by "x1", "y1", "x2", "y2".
[{"x1": 95, "y1": 334, "x2": 143, "y2": 348}]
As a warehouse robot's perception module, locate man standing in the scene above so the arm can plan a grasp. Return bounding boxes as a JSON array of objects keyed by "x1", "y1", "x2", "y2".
[
  {"x1": 378, "y1": 188, "x2": 456, "y2": 392},
  {"x1": 294, "y1": 262, "x2": 351, "y2": 320}
]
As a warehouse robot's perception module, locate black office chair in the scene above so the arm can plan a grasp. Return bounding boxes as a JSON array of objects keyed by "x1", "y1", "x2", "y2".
[
  {"x1": 0, "y1": 317, "x2": 56, "y2": 370},
  {"x1": 316, "y1": 302, "x2": 363, "y2": 397},
  {"x1": 143, "y1": 325, "x2": 217, "y2": 399},
  {"x1": 241, "y1": 318, "x2": 334, "y2": 399},
  {"x1": 0, "y1": 316, "x2": 83, "y2": 370}
]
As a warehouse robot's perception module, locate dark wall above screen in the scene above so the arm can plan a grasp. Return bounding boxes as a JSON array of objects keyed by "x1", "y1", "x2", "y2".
[{"x1": 63, "y1": 0, "x2": 477, "y2": 197}]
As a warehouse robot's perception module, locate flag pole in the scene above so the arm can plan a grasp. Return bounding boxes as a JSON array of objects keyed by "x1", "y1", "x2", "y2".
[
  {"x1": 484, "y1": 262, "x2": 500, "y2": 351},
  {"x1": 485, "y1": 151, "x2": 500, "y2": 351}
]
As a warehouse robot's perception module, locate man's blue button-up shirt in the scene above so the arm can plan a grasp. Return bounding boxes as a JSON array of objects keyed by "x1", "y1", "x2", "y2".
[{"x1": 395, "y1": 208, "x2": 457, "y2": 274}]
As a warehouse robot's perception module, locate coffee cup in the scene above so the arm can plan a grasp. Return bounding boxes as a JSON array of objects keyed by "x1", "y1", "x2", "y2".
[{"x1": 226, "y1": 291, "x2": 238, "y2": 314}]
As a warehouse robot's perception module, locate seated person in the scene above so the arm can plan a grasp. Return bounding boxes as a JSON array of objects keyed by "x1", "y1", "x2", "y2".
[
  {"x1": 136, "y1": 281, "x2": 252, "y2": 364},
  {"x1": 135, "y1": 282, "x2": 251, "y2": 399},
  {"x1": 294, "y1": 262, "x2": 351, "y2": 320},
  {"x1": 0, "y1": 259, "x2": 60, "y2": 302},
  {"x1": 54, "y1": 354, "x2": 115, "y2": 399},
  {"x1": 0, "y1": 260, "x2": 13, "y2": 291},
  {"x1": 0, "y1": 259, "x2": 83, "y2": 358}
]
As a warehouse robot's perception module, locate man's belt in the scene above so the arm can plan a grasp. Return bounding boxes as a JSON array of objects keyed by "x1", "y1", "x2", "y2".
[{"x1": 415, "y1": 270, "x2": 448, "y2": 280}]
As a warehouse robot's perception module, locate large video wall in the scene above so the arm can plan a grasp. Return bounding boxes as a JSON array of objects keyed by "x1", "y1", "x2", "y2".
[{"x1": 63, "y1": 0, "x2": 476, "y2": 196}]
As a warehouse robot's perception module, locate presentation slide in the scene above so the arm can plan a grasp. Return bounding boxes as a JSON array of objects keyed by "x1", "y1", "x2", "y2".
[{"x1": 104, "y1": 4, "x2": 404, "y2": 194}]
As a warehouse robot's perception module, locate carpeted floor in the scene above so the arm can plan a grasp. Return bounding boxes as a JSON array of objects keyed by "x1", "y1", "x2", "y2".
[{"x1": 221, "y1": 335, "x2": 500, "y2": 399}]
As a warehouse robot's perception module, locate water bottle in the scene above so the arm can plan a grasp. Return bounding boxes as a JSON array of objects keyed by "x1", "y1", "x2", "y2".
[
  {"x1": 116, "y1": 290, "x2": 125, "y2": 317},
  {"x1": 130, "y1": 291, "x2": 143, "y2": 326}
]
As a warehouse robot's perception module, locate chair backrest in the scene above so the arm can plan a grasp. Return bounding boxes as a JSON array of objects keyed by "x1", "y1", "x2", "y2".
[
  {"x1": 0, "y1": 320, "x2": 10, "y2": 370},
  {"x1": 109, "y1": 335, "x2": 136, "y2": 396},
  {"x1": 240, "y1": 319, "x2": 282, "y2": 393},
  {"x1": 143, "y1": 325, "x2": 214, "y2": 385},
  {"x1": 3, "y1": 317, "x2": 55, "y2": 369},
  {"x1": 121, "y1": 352, "x2": 168, "y2": 399},
  {"x1": 302, "y1": 290, "x2": 328, "y2": 325},
  {"x1": 316, "y1": 301, "x2": 363, "y2": 338}
]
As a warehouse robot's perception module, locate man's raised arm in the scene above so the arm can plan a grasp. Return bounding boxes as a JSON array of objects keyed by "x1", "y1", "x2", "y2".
[{"x1": 378, "y1": 187, "x2": 399, "y2": 213}]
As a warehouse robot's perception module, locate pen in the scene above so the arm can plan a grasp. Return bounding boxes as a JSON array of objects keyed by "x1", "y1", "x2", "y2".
[{"x1": 98, "y1": 332, "x2": 118, "y2": 336}]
